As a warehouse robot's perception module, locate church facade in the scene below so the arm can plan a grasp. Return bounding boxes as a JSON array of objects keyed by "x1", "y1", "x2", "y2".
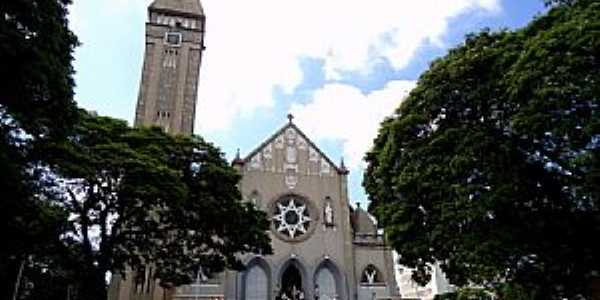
[
  {"x1": 175, "y1": 116, "x2": 400, "y2": 300},
  {"x1": 109, "y1": 1, "x2": 400, "y2": 299}
]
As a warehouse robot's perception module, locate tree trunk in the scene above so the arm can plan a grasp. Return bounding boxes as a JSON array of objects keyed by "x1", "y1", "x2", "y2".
[
  {"x1": 78, "y1": 267, "x2": 108, "y2": 300},
  {"x1": 591, "y1": 277, "x2": 600, "y2": 300},
  {"x1": 11, "y1": 258, "x2": 25, "y2": 300}
]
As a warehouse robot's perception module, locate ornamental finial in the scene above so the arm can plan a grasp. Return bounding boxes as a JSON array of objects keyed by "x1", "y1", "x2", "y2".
[
  {"x1": 339, "y1": 156, "x2": 349, "y2": 175},
  {"x1": 287, "y1": 113, "x2": 294, "y2": 124},
  {"x1": 232, "y1": 148, "x2": 244, "y2": 166}
]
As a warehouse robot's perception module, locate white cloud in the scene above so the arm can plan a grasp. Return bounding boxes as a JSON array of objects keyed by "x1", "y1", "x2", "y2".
[
  {"x1": 195, "y1": 0, "x2": 500, "y2": 133},
  {"x1": 69, "y1": 0, "x2": 500, "y2": 133},
  {"x1": 68, "y1": 0, "x2": 151, "y2": 45},
  {"x1": 290, "y1": 80, "x2": 416, "y2": 170}
]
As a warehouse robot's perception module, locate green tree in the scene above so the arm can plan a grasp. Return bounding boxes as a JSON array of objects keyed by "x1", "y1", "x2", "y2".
[
  {"x1": 44, "y1": 112, "x2": 272, "y2": 300},
  {"x1": 0, "y1": 0, "x2": 78, "y2": 137},
  {"x1": 11, "y1": 240, "x2": 85, "y2": 300},
  {"x1": 364, "y1": 1, "x2": 600, "y2": 299},
  {"x1": 0, "y1": 0, "x2": 79, "y2": 298}
]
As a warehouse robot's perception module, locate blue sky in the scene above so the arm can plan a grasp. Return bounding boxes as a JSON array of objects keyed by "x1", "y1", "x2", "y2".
[{"x1": 69, "y1": 0, "x2": 546, "y2": 207}]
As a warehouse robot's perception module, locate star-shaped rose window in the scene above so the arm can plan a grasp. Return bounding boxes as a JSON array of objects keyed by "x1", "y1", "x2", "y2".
[{"x1": 272, "y1": 197, "x2": 312, "y2": 239}]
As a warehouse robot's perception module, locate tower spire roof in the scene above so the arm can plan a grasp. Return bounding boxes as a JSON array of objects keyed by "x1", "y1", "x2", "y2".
[{"x1": 150, "y1": 0, "x2": 204, "y2": 16}]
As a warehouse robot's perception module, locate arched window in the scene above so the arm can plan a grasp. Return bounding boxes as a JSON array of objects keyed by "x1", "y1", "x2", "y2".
[
  {"x1": 360, "y1": 265, "x2": 383, "y2": 285},
  {"x1": 244, "y1": 262, "x2": 268, "y2": 300}
]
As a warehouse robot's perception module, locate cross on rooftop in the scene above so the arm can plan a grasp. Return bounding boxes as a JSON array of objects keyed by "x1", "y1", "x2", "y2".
[{"x1": 287, "y1": 113, "x2": 294, "y2": 123}]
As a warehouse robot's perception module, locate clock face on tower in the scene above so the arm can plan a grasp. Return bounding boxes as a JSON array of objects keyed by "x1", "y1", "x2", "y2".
[
  {"x1": 271, "y1": 195, "x2": 316, "y2": 242},
  {"x1": 165, "y1": 32, "x2": 182, "y2": 46}
]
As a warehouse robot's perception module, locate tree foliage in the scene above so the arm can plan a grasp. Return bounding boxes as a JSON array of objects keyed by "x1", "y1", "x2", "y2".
[
  {"x1": 0, "y1": 0, "x2": 78, "y2": 137},
  {"x1": 44, "y1": 112, "x2": 272, "y2": 300},
  {"x1": 1, "y1": 2, "x2": 271, "y2": 300},
  {"x1": 364, "y1": 1, "x2": 600, "y2": 299},
  {"x1": 544, "y1": 0, "x2": 577, "y2": 7},
  {"x1": 0, "y1": 0, "x2": 79, "y2": 298}
]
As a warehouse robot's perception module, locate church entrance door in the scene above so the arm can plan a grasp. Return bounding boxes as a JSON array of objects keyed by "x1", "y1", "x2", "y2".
[
  {"x1": 315, "y1": 267, "x2": 337, "y2": 300},
  {"x1": 279, "y1": 265, "x2": 304, "y2": 300},
  {"x1": 244, "y1": 264, "x2": 268, "y2": 300}
]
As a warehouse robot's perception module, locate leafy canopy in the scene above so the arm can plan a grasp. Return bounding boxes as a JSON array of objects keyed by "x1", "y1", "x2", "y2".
[
  {"x1": 0, "y1": 0, "x2": 79, "y2": 138},
  {"x1": 44, "y1": 111, "x2": 272, "y2": 300},
  {"x1": 0, "y1": 0, "x2": 79, "y2": 298},
  {"x1": 1, "y1": 1, "x2": 272, "y2": 300},
  {"x1": 364, "y1": 1, "x2": 599, "y2": 299}
]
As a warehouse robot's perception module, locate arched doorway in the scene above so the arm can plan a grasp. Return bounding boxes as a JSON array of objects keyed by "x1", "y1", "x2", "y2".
[
  {"x1": 314, "y1": 260, "x2": 343, "y2": 300},
  {"x1": 315, "y1": 267, "x2": 336, "y2": 300},
  {"x1": 279, "y1": 264, "x2": 304, "y2": 300},
  {"x1": 244, "y1": 263, "x2": 269, "y2": 300}
]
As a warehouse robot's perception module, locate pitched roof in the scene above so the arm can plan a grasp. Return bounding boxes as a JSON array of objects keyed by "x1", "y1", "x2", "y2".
[
  {"x1": 352, "y1": 205, "x2": 377, "y2": 234},
  {"x1": 149, "y1": 0, "x2": 204, "y2": 17},
  {"x1": 241, "y1": 119, "x2": 346, "y2": 175}
]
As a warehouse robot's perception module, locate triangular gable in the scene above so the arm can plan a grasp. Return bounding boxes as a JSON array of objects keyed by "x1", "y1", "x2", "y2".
[{"x1": 241, "y1": 121, "x2": 344, "y2": 175}]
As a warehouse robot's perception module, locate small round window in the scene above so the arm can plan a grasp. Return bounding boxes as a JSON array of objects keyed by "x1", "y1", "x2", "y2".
[{"x1": 271, "y1": 195, "x2": 315, "y2": 241}]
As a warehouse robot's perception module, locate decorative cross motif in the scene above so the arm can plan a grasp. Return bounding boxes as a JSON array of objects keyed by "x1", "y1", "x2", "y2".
[{"x1": 287, "y1": 113, "x2": 294, "y2": 123}]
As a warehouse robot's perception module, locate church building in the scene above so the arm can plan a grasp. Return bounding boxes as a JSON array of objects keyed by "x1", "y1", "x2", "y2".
[
  {"x1": 109, "y1": 0, "x2": 400, "y2": 299},
  {"x1": 191, "y1": 115, "x2": 401, "y2": 300}
]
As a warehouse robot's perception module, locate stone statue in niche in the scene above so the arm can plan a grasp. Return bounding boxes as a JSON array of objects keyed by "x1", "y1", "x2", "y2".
[{"x1": 324, "y1": 202, "x2": 334, "y2": 226}]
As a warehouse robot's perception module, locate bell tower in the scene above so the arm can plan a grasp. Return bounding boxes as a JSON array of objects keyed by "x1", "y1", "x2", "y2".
[{"x1": 134, "y1": 0, "x2": 205, "y2": 135}]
